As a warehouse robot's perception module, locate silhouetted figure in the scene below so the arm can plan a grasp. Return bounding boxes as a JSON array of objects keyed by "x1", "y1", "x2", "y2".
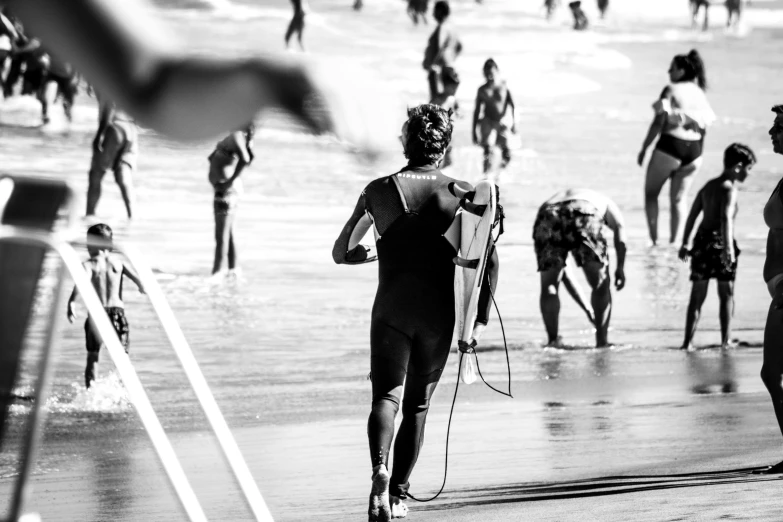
[{"x1": 569, "y1": 1, "x2": 589, "y2": 30}]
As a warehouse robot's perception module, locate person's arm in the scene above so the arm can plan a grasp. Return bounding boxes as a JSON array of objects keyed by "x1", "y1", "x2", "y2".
[
  {"x1": 222, "y1": 131, "x2": 251, "y2": 186},
  {"x1": 122, "y1": 261, "x2": 146, "y2": 294},
  {"x1": 472, "y1": 92, "x2": 482, "y2": 144},
  {"x1": 605, "y1": 200, "x2": 627, "y2": 290},
  {"x1": 332, "y1": 191, "x2": 377, "y2": 265},
  {"x1": 720, "y1": 184, "x2": 738, "y2": 267},
  {"x1": 637, "y1": 112, "x2": 665, "y2": 167},
  {"x1": 8, "y1": 0, "x2": 391, "y2": 150},
  {"x1": 506, "y1": 87, "x2": 516, "y2": 134},
  {"x1": 93, "y1": 94, "x2": 112, "y2": 152},
  {"x1": 562, "y1": 267, "x2": 595, "y2": 325},
  {"x1": 66, "y1": 285, "x2": 79, "y2": 323},
  {"x1": 11, "y1": 35, "x2": 40, "y2": 54},
  {"x1": 679, "y1": 191, "x2": 703, "y2": 260},
  {"x1": 422, "y1": 30, "x2": 437, "y2": 71}
]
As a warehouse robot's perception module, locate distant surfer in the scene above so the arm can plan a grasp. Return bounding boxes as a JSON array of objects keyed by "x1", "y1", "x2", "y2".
[
  {"x1": 638, "y1": 49, "x2": 714, "y2": 246},
  {"x1": 472, "y1": 58, "x2": 516, "y2": 175},
  {"x1": 533, "y1": 188, "x2": 627, "y2": 347},
  {"x1": 284, "y1": 0, "x2": 307, "y2": 51},
  {"x1": 333, "y1": 104, "x2": 499, "y2": 521},
  {"x1": 678, "y1": 143, "x2": 755, "y2": 350},
  {"x1": 757, "y1": 105, "x2": 783, "y2": 475},
  {"x1": 67, "y1": 224, "x2": 145, "y2": 388},
  {"x1": 87, "y1": 91, "x2": 139, "y2": 219},
  {"x1": 422, "y1": 1, "x2": 462, "y2": 101},
  {"x1": 208, "y1": 123, "x2": 255, "y2": 277}
]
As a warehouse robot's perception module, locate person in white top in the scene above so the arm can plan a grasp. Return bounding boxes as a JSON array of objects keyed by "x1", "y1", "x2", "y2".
[{"x1": 637, "y1": 49, "x2": 715, "y2": 246}]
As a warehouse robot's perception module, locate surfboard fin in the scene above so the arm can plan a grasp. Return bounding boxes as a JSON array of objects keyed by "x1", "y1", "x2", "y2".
[
  {"x1": 453, "y1": 256, "x2": 479, "y2": 269},
  {"x1": 459, "y1": 199, "x2": 487, "y2": 217}
]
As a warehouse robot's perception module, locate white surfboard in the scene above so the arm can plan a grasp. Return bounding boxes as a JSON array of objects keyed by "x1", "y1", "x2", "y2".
[{"x1": 453, "y1": 180, "x2": 497, "y2": 384}]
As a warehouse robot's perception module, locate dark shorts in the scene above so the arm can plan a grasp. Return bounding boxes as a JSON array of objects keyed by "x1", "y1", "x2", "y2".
[
  {"x1": 690, "y1": 229, "x2": 739, "y2": 282},
  {"x1": 213, "y1": 186, "x2": 240, "y2": 216},
  {"x1": 656, "y1": 134, "x2": 703, "y2": 166},
  {"x1": 85, "y1": 307, "x2": 130, "y2": 357},
  {"x1": 533, "y1": 200, "x2": 608, "y2": 271}
]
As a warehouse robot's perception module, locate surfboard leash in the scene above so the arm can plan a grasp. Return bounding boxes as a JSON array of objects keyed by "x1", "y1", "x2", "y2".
[{"x1": 407, "y1": 284, "x2": 512, "y2": 503}]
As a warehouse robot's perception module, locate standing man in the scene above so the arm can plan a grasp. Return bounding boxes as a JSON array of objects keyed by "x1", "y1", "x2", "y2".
[
  {"x1": 533, "y1": 188, "x2": 627, "y2": 347},
  {"x1": 422, "y1": 0, "x2": 462, "y2": 101},
  {"x1": 472, "y1": 58, "x2": 516, "y2": 174},
  {"x1": 284, "y1": 0, "x2": 307, "y2": 51}
]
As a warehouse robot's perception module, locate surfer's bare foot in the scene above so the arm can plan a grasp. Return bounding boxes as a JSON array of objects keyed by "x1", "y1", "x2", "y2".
[
  {"x1": 390, "y1": 495, "x2": 408, "y2": 519},
  {"x1": 368, "y1": 464, "x2": 391, "y2": 522},
  {"x1": 544, "y1": 336, "x2": 564, "y2": 348},
  {"x1": 753, "y1": 460, "x2": 783, "y2": 474}
]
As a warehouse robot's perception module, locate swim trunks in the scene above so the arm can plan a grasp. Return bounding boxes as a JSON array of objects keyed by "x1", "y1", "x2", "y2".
[
  {"x1": 91, "y1": 120, "x2": 139, "y2": 172},
  {"x1": 689, "y1": 229, "x2": 739, "y2": 282},
  {"x1": 655, "y1": 133, "x2": 703, "y2": 166},
  {"x1": 85, "y1": 307, "x2": 130, "y2": 356},
  {"x1": 533, "y1": 200, "x2": 608, "y2": 271},
  {"x1": 213, "y1": 185, "x2": 240, "y2": 215},
  {"x1": 479, "y1": 119, "x2": 510, "y2": 150}
]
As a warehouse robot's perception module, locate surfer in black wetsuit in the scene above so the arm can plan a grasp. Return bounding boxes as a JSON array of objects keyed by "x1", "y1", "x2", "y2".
[{"x1": 333, "y1": 103, "x2": 499, "y2": 522}]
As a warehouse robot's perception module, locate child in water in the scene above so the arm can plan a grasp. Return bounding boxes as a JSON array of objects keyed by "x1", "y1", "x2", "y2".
[
  {"x1": 208, "y1": 123, "x2": 255, "y2": 277},
  {"x1": 67, "y1": 224, "x2": 145, "y2": 388},
  {"x1": 472, "y1": 58, "x2": 516, "y2": 175},
  {"x1": 679, "y1": 143, "x2": 756, "y2": 350}
]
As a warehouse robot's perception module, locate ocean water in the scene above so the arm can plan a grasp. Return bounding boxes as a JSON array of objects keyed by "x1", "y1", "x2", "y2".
[{"x1": 2, "y1": 0, "x2": 783, "y2": 520}]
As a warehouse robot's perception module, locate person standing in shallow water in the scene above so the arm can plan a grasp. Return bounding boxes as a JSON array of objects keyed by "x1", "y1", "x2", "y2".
[
  {"x1": 333, "y1": 104, "x2": 499, "y2": 521},
  {"x1": 533, "y1": 188, "x2": 627, "y2": 347},
  {"x1": 638, "y1": 49, "x2": 715, "y2": 246},
  {"x1": 284, "y1": 0, "x2": 307, "y2": 51},
  {"x1": 678, "y1": 143, "x2": 756, "y2": 351},
  {"x1": 422, "y1": 1, "x2": 462, "y2": 102},
  {"x1": 208, "y1": 124, "x2": 255, "y2": 277},
  {"x1": 757, "y1": 105, "x2": 783, "y2": 475}
]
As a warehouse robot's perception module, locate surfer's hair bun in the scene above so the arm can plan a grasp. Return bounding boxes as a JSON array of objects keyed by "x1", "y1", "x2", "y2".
[{"x1": 404, "y1": 104, "x2": 453, "y2": 165}]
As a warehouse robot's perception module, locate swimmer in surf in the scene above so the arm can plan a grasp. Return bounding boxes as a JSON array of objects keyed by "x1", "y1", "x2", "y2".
[
  {"x1": 422, "y1": 1, "x2": 462, "y2": 102},
  {"x1": 67, "y1": 224, "x2": 145, "y2": 388},
  {"x1": 208, "y1": 123, "x2": 255, "y2": 277},
  {"x1": 472, "y1": 58, "x2": 516, "y2": 175},
  {"x1": 333, "y1": 104, "x2": 499, "y2": 521},
  {"x1": 638, "y1": 49, "x2": 715, "y2": 246},
  {"x1": 679, "y1": 143, "x2": 755, "y2": 350},
  {"x1": 533, "y1": 188, "x2": 627, "y2": 347},
  {"x1": 87, "y1": 91, "x2": 140, "y2": 219}
]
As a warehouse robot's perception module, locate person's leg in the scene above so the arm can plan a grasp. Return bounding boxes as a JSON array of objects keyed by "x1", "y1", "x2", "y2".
[
  {"x1": 113, "y1": 162, "x2": 135, "y2": 219},
  {"x1": 368, "y1": 321, "x2": 411, "y2": 521},
  {"x1": 644, "y1": 149, "x2": 681, "y2": 245},
  {"x1": 497, "y1": 127, "x2": 511, "y2": 169},
  {"x1": 284, "y1": 12, "x2": 298, "y2": 47},
  {"x1": 427, "y1": 70, "x2": 439, "y2": 102},
  {"x1": 681, "y1": 280, "x2": 709, "y2": 350},
  {"x1": 296, "y1": 15, "x2": 306, "y2": 51},
  {"x1": 480, "y1": 120, "x2": 496, "y2": 173},
  {"x1": 540, "y1": 267, "x2": 565, "y2": 345},
  {"x1": 84, "y1": 320, "x2": 101, "y2": 388},
  {"x1": 212, "y1": 210, "x2": 231, "y2": 274},
  {"x1": 227, "y1": 214, "x2": 238, "y2": 270},
  {"x1": 668, "y1": 159, "x2": 700, "y2": 244},
  {"x1": 86, "y1": 124, "x2": 122, "y2": 216},
  {"x1": 582, "y1": 261, "x2": 611, "y2": 347},
  {"x1": 703, "y1": 2, "x2": 710, "y2": 31},
  {"x1": 717, "y1": 280, "x2": 735, "y2": 348},
  {"x1": 759, "y1": 289, "x2": 783, "y2": 472},
  {"x1": 39, "y1": 79, "x2": 58, "y2": 124}
]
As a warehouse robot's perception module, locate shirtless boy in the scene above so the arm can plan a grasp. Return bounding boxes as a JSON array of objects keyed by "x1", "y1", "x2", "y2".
[
  {"x1": 67, "y1": 224, "x2": 145, "y2": 388},
  {"x1": 472, "y1": 58, "x2": 516, "y2": 174},
  {"x1": 679, "y1": 143, "x2": 756, "y2": 350},
  {"x1": 87, "y1": 91, "x2": 139, "y2": 219}
]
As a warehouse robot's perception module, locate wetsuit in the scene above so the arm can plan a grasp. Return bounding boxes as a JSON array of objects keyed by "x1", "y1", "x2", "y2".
[{"x1": 333, "y1": 164, "x2": 477, "y2": 499}]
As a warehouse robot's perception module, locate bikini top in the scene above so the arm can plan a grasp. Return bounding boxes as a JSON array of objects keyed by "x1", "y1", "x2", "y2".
[{"x1": 764, "y1": 178, "x2": 783, "y2": 230}]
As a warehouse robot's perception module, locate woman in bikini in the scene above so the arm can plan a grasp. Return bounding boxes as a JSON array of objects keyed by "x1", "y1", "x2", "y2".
[{"x1": 637, "y1": 49, "x2": 715, "y2": 246}]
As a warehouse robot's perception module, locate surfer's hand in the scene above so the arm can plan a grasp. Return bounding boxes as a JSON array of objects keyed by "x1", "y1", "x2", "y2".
[
  {"x1": 92, "y1": 136, "x2": 103, "y2": 153},
  {"x1": 67, "y1": 304, "x2": 77, "y2": 323},
  {"x1": 636, "y1": 149, "x2": 645, "y2": 167},
  {"x1": 678, "y1": 246, "x2": 690, "y2": 261},
  {"x1": 472, "y1": 132, "x2": 479, "y2": 145},
  {"x1": 614, "y1": 268, "x2": 626, "y2": 290}
]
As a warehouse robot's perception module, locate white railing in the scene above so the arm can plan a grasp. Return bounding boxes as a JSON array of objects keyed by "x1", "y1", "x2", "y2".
[{"x1": 0, "y1": 223, "x2": 273, "y2": 522}]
